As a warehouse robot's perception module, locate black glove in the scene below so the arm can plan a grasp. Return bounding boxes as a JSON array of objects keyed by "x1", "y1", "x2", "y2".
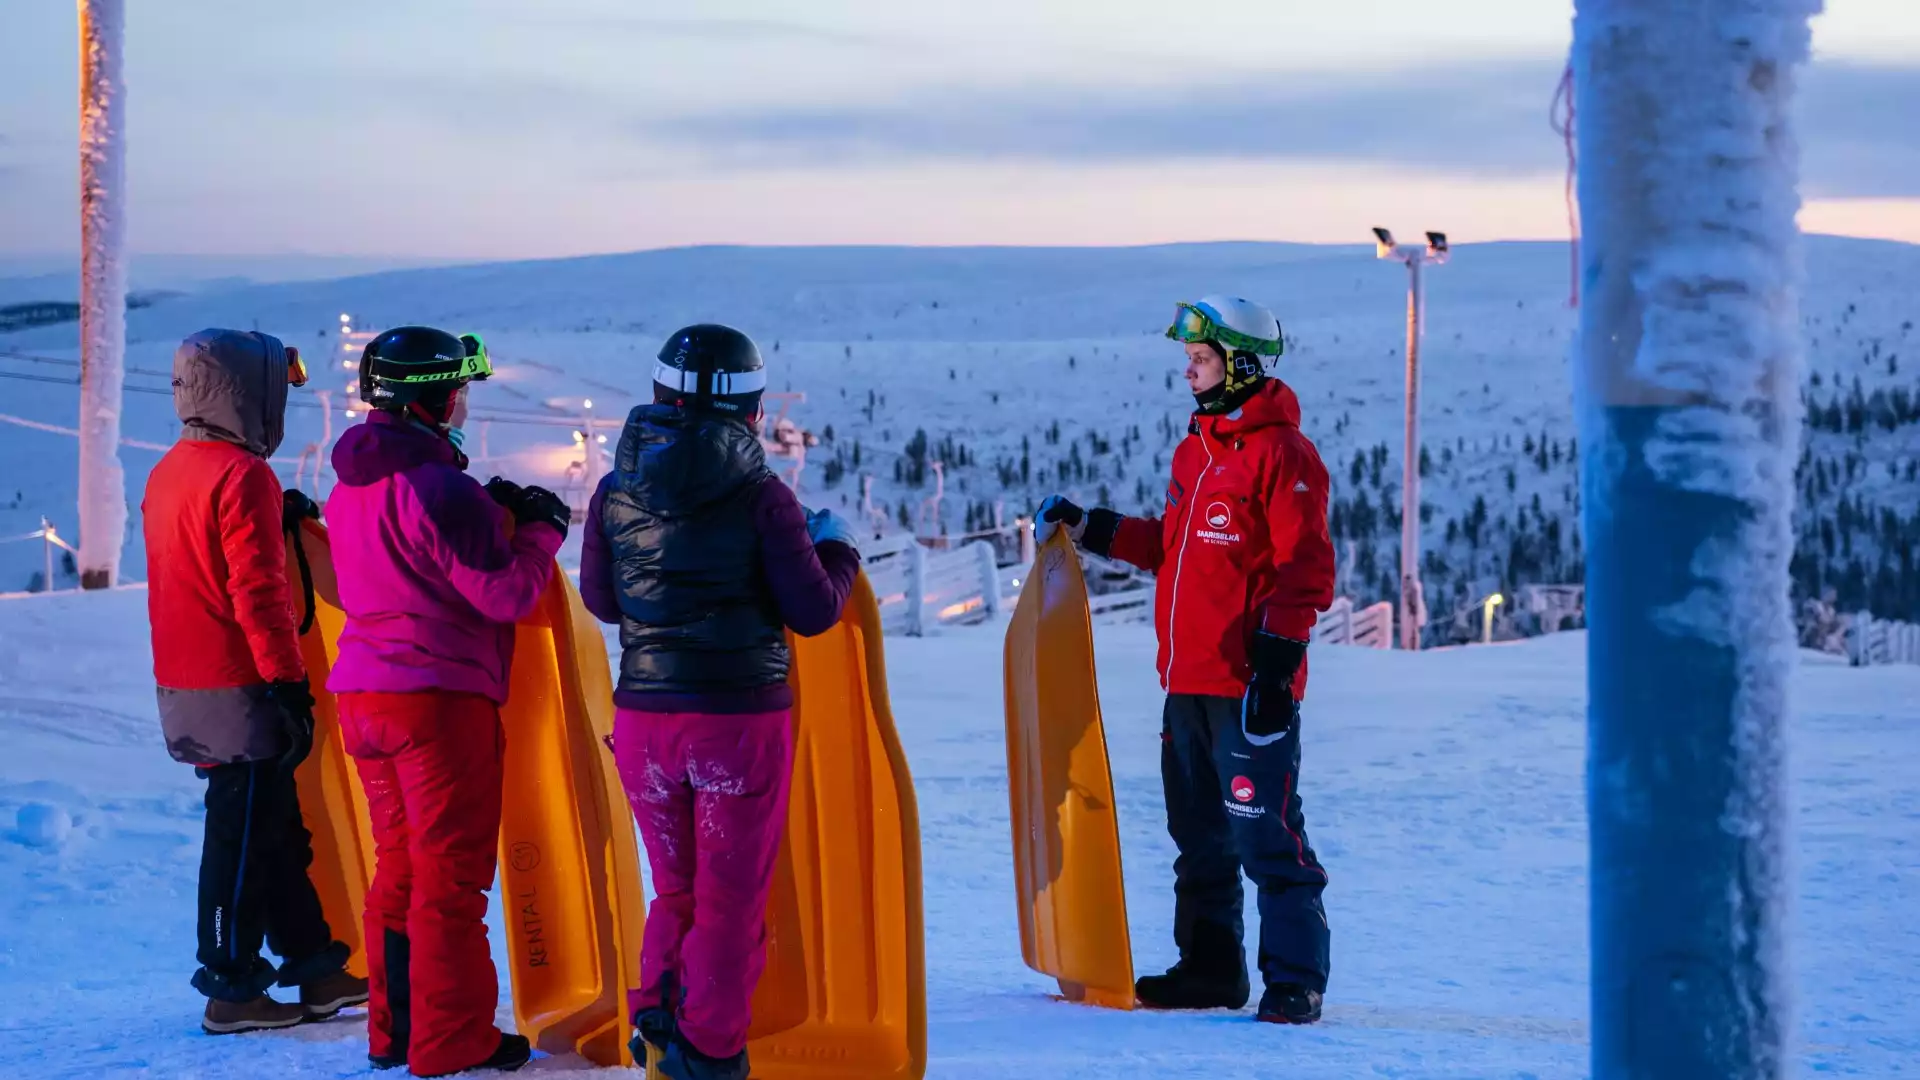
[
  {"x1": 484, "y1": 476, "x2": 525, "y2": 508},
  {"x1": 268, "y1": 679, "x2": 317, "y2": 770},
  {"x1": 1036, "y1": 496, "x2": 1120, "y2": 558},
  {"x1": 282, "y1": 489, "x2": 320, "y2": 532},
  {"x1": 512, "y1": 484, "x2": 572, "y2": 540},
  {"x1": 1241, "y1": 631, "x2": 1306, "y2": 745}
]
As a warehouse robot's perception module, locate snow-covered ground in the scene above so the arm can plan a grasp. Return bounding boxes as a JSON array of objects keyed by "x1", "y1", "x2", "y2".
[{"x1": 1, "y1": 589, "x2": 1914, "y2": 1078}]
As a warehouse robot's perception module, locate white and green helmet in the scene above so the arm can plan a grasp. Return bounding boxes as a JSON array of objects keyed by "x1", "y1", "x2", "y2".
[{"x1": 1165, "y1": 295, "x2": 1284, "y2": 357}]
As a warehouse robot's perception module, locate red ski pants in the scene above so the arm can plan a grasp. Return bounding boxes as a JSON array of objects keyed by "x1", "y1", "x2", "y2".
[
  {"x1": 340, "y1": 691, "x2": 505, "y2": 1077},
  {"x1": 615, "y1": 707, "x2": 794, "y2": 1060}
]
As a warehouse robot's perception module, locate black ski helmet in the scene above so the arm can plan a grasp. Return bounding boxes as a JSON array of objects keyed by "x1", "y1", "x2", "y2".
[
  {"x1": 358, "y1": 325, "x2": 490, "y2": 416},
  {"x1": 652, "y1": 324, "x2": 765, "y2": 417}
]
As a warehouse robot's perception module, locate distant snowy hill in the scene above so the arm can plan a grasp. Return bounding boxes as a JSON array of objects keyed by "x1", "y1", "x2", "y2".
[{"x1": 3, "y1": 238, "x2": 1917, "y2": 634}]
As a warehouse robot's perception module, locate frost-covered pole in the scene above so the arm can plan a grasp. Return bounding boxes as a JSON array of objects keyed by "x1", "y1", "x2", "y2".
[
  {"x1": 76, "y1": 0, "x2": 129, "y2": 589},
  {"x1": 1574, "y1": 1, "x2": 1816, "y2": 1077}
]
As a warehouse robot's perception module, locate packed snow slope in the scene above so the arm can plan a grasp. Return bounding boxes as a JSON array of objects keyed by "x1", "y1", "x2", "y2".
[
  {"x1": 4, "y1": 238, "x2": 1919, "y2": 632},
  {"x1": 0, "y1": 590, "x2": 1914, "y2": 1078}
]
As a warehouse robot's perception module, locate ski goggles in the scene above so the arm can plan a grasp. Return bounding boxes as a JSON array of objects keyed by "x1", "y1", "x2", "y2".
[
  {"x1": 383, "y1": 332, "x2": 494, "y2": 384},
  {"x1": 285, "y1": 345, "x2": 309, "y2": 388},
  {"x1": 458, "y1": 333, "x2": 493, "y2": 382},
  {"x1": 1164, "y1": 302, "x2": 1284, "y2": 357}
]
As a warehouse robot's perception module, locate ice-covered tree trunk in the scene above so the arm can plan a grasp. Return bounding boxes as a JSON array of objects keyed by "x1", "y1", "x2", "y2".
[
  {"x1": 77, "y1": 0, "x2": 128, "y2": 589},
  {"x1": 1574, "y1": 1, "x2": 1816, "y2": 1077}
]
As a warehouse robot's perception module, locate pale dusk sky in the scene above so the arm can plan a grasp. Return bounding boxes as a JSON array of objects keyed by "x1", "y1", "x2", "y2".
[{"x1": 2, "y1": 0, "x2": 1917, "y2": 258}]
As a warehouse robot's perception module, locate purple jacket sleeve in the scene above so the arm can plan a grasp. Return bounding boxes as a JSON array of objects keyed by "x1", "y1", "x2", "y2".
[
  {"x1": 412, "y1": 466, "x2": 562, "y2": 625},
  {"x1": 755, "y1": 477, "x2": 861, "y2": 638},
  {"x1": 579, "y1": 476, "x2": 621, "y2": 625}
]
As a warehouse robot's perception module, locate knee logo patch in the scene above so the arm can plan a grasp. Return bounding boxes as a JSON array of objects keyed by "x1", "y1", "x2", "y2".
[{"x1": 1226, "y1": 775, "x2": 1264, "y2": 818}]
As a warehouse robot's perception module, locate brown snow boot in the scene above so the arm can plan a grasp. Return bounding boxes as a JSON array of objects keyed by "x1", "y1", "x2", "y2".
[
  {"x1": 201, "y1": 994, "x2": 308, "y2": 1035},
  {"x1": 300, "y1": 968, "x2": 371, "y2": 1020}
]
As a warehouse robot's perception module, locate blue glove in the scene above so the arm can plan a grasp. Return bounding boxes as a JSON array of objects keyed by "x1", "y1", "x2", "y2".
[{"x1": 806, "y1": 508, "x2": 860, "y2": 551}]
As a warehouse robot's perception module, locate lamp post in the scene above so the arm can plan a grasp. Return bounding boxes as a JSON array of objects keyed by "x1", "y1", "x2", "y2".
[
  {"x1": 1373, "y1": 227, "x2": 1449, "y2": 650},
  {"x1": 582, "y1": 399, "x2": 606, "y2": 481},
  {"x1": 1481, "y1": 592, "x2": 1503, "y2": 644}
]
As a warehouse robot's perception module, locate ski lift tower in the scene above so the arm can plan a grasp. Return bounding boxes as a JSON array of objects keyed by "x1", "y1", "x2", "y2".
[{"x1": 1373, "y1": 227, "x2": 1449, "y2": 650}]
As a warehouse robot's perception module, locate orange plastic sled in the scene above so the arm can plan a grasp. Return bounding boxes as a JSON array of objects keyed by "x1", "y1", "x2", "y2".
[
  {"x1": 1001, "y1": 528, "x2": 1136, "y2": 1009},
  {"x1": 496, "y1": 568, "x2": 647, "y2": 1067},
  {"x1": 285, "y1": 520, "x2": 378, "y2": 980},
  {"x1": 739, "y1": 572, "x2": 928, "y2": 1080}
]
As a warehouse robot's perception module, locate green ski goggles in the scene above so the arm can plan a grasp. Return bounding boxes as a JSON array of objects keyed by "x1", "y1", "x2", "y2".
[
  {"x1": 1165, "y1": 302, "x2": 1284, "y2": 357},
  {"x1": 458, "y1": 333, "x2": 493, "y2": 381}
]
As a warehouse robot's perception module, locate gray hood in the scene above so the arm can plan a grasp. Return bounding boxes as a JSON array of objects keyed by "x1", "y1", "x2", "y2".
[{"x1": 173, "y1": 329, "x2": 290, "y2": 457}]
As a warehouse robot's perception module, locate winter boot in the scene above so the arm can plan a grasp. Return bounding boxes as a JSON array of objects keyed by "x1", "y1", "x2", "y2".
[
  {"x1": 1256, "y1": 984, "x2": 1323, "y2": 1025},
  {"x1": 368, "y1": 929, "x2": 412, "y2": 1071},
  {"x1": 632, "y1": 1003, "x2": 676, "y2": 1076},
  {"x1": 201, "y1": 994, "x2": 309, "y2": 1035},
  {"x1": 299, "y1": 968, "x2": 370, "y2": 1020},
  {"x1": 659, "y1": 1032, "x2": 749, "y2": 1080},
  {"x1": 1134, "y1": 925, "x2": 1250, "y2": 1010},
  {"x1": 416, "y1": 1033, "x2": 531, "y2": 1076}
]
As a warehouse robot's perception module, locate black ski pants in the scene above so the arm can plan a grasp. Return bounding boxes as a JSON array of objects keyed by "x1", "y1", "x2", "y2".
[
  {"x1": 1161, "y1": 693, "x2": 1330, "y2": 993},
  {"x1": 193, "y1": 759, "x2": 343, "y2": 1001}
]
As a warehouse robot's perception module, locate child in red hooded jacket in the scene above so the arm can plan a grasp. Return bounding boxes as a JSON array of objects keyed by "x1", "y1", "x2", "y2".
[{"x1": 144, "y1": 328, "x2": 369, "y2": 1035}]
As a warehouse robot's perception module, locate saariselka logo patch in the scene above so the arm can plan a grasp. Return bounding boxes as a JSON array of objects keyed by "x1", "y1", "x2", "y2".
[{"x1": 1197, "y1": 500, "x2": 1243, "y2": 545}]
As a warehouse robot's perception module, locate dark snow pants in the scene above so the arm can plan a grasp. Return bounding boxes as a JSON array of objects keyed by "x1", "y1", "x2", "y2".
[
  {"x1": 1161, "y1": 693, "x2": 1330, "y2": 993},
  {"x1": 194, "y1": 759, "x2": 346, "y2": 1001}
]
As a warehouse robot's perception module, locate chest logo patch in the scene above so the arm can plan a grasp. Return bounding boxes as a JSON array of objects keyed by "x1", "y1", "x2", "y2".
[{"x1": 1196, "y1": 500, "x2": 1243, "y2": 546}]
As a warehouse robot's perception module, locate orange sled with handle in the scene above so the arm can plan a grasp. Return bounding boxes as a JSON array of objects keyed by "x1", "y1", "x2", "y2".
[
  {"x1": 644, "y1": 573, "x2": 927, "y2": 1079},
  {"x1": 496, "y1": 566, "x2": 647, "y2": 1066},
  {"x1": 1001, "y1": 528, "x2": 1136, "y2": 1009},
  {"x1": 285, "y1": 519, "x2": 378, "y2": 980},
  {"x1": 740, "y1": 571, "x2": 928, "y2": 1079}
]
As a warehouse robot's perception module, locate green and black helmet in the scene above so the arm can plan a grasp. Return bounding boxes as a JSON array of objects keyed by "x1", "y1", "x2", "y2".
[{"x1": 358, "y1": 325, "x2": 491, "y2": 417}]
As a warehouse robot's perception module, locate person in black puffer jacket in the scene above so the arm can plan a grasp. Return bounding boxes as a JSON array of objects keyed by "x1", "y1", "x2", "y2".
[{"x1": 578, "y1": 324, "x2": 861, "y2": 1080}]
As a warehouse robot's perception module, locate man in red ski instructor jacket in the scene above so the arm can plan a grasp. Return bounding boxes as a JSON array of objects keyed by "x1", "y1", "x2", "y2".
[
  {"x1": 144, "y1": 329, "x2": 369, "y2": 1035},
  {"x1": 1038, "y1": 295, "x2": 1335, "y2": 1025}
]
